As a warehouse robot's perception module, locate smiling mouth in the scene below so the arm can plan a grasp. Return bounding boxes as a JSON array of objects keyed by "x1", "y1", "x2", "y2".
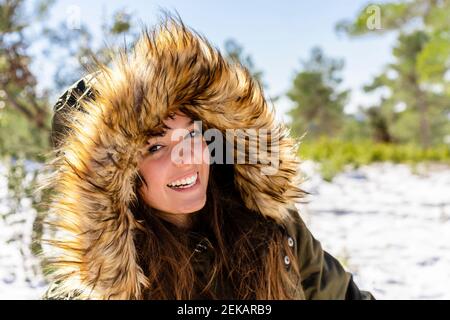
[{"x1": 166, "y1": 172, "x2": 199, "y2": 189}]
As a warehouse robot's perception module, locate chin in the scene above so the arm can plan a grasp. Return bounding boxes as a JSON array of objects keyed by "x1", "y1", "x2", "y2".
[{"x1": 178, "y1": 197, "x2": 207, "y2": 214}]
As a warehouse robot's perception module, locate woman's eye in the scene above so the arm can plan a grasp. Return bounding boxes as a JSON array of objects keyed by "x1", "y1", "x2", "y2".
[{"x1": 148, "y1": 145, "x2": 163, "y2": 154}]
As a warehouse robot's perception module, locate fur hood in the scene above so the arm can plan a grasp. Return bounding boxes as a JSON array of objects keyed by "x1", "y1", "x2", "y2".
[{"x1": 44, "y1": 16, "x2": 306, "y2": 299}]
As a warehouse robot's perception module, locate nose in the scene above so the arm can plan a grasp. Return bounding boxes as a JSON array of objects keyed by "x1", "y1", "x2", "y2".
[
  {"x1": 173, "y1": 147, "x2": 187, "y2": 167},
  {"x1": 172, "y1": 138, "x2": 198, "y2": 167}
]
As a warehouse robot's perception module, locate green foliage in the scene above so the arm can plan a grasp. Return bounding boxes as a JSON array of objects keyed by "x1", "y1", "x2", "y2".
[
  {"x1": 110, "y1": 10, "x2": 133, "y2": 34},
  {"x1": 44, "y1": 7, "x2": 138, "y2": 92},
  {"x1": 340, "y1": 0, "x2": 450, "y2": 86},
  {"x1": 336, "y1": 115, "x2": 372, "y2": 141},
  {"x1": 336, "y1": 0, "x2": 450, "y2": 149},
  {"x1": 337, "y1": 2, "x2": 428, "y2": 36},
  {"x1": 287, "y1": 47, "x2": 349, "y2": 139},
  {"x1": 299, "y1": 137, "x2": 450, "y2": 181},
  {"x1": 1, "y1": 0, "x2": 53, "y2": 159},
  {"x1": 0, "y1": 106, "x2": 50, "y2": 161},
  {"x1": 0, "y1": 0, "x2": 138, "y2": 286},
  {"x1": 223, "y1": 38, "x2": 267, "y2": 90},
  {"x1": 417, "y1": 33, "x2": 450, "y2": 82}
]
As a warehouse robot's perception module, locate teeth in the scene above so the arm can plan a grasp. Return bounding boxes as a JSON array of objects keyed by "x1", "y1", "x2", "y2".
[{"x1": 168, "y1": 173, "x2": 197, "y2": 188}]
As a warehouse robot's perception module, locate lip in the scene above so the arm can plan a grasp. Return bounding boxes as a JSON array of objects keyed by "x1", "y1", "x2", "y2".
[
  {"x1": 167, "y1": 172, "x2": 200, "y2": 192},
  {"x1": 167, "y1": 170, "x2": 198, "y2": 185}
]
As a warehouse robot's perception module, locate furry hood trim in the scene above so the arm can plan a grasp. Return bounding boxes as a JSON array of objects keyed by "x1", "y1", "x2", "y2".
[{"x1": 43, "y1": 16, "x2": 306, "y2": 299}]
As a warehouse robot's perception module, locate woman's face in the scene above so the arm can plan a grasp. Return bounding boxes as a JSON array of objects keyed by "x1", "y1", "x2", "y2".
[{"x1": 137, "y1": 112, "x2": 210, "y2": 228}]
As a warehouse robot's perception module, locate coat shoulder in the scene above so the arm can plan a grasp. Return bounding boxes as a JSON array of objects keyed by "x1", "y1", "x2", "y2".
[{"x1": 282, "y1": 206, "x2": 375, "y2": 300}]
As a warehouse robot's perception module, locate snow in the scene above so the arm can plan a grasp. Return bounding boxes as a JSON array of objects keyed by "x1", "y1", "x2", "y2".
[
  {"x1": 297, "y1": 161, "x2": 450, "y2": 300},
  {"x1": 1, "y1": 160, "x2": 449, "y2": 299},
  {"x1": 0, "y1": 161, "x2": 47, "y2": 300}
]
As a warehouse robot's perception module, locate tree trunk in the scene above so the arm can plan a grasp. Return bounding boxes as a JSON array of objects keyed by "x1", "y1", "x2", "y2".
[{"x1": 416, "y1": 89, "x2": 431, "y2": 149}]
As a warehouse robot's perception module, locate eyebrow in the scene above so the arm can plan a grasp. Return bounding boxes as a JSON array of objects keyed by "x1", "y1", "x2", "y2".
[{"x1": 147, "y1": 118, "x2": 195, "y2": 139}]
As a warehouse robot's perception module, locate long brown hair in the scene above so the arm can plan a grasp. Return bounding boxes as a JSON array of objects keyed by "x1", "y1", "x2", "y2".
[{"x1": 131, "y1": 159, "x2": 304, "y2": 299}]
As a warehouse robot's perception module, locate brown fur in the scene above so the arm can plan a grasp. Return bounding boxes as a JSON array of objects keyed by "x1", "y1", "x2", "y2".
[{"x1": 41, "y1": 13, "x2": 307, "y2": 299}]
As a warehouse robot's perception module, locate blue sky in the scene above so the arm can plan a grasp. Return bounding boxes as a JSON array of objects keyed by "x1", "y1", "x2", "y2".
[{"x1": 42, "y1": 0, "x2": 397, "y2": 121}]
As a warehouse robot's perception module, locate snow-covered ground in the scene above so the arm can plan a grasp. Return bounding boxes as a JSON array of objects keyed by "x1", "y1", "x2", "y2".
[
  {"x1": 0, "y1": 161, "x2": 48, "y2": 300},
  {"x1": 0, "y1": 160, "x2": 449, "y2": 299},
  {"x1": 297, "y1": 161, "x2": 450, "y2": 300}
]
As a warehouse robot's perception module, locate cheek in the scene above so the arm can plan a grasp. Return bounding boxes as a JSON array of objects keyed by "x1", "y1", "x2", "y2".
[
  {"x1": 138, "y1": 160, "x2": 165, "y2": 194},
  {"x1": 200, "y1": 141, "x2": 210, "y2": 182},
  {"x1": 200, "y1": 139, "x2": 211, "y2": 164}
]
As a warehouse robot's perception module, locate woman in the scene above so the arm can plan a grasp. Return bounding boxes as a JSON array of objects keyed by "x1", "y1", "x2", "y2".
[{"x1": 42, "y1": 15, "x2": 374, "y2": 300}]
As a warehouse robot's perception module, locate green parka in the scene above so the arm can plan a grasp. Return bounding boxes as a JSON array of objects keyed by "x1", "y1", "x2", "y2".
[{"x1": 43, "y1": 16, "x2": 374, "y2": 300}]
